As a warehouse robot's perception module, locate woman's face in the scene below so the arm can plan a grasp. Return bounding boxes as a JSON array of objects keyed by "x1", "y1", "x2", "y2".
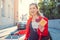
[{"x1": 29, "y1": 5, "x2": 38, "y2": 16}]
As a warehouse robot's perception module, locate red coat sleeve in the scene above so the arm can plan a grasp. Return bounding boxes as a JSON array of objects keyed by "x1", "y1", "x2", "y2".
[
  {"x1": 38, "y1": 17, "x2": 48, "y2": 36},
  {"x1": 37, "y1": 17, "x2": 48, "y2": 40},
  {"x1": 25, "y1": 20, "x2": 30, "y2": 38},
  {"x1": 42, "y1": 17, "x2": 48, "y2": 36},
  {"x1": 25, "y1": 18, "x2": 32, "y2": 40}
]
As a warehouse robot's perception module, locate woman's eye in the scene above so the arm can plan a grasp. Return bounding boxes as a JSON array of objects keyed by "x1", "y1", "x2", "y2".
[
  {"x1": 33, "y1": 7, "x2": 35, "y2": 9},
  {"x1": 29, "y1": 7, "x2": 35, "y2": 10}
]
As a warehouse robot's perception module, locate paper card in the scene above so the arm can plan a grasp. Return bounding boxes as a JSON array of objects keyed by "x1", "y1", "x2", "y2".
[{"x1": 39, "y1": 18, "x2": 47, "y2": 27}]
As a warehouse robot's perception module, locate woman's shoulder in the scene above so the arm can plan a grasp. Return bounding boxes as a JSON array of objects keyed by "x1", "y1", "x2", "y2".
[
  {"x1": 39, "y1": 16, "x2": 48, "y2": 20},
  {"x1": 27, "y1": 17, "x2": 32, "y2": 21},
  {"x1": 26, "y1": 17, "x2": 32, "y2": 24}
]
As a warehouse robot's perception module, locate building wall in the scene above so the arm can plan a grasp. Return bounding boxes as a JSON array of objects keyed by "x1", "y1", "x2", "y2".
[
  {"x1": 0, "y1": 0, "x2": 16, "y2": 29},
  {"x1": 2, "y1": 0, "x2": 14, "y2": 26},
  {"x1": 0, "y1": 0, "x2": 1, "y2": 25},
  {"x1": 14, "y1": 0, "x2": 18, "y2": 25}
]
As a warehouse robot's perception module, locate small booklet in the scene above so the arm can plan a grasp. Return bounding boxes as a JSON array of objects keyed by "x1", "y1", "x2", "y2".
[{"x1": 39, "y1": 18, "x2": 47, "y2": 27}]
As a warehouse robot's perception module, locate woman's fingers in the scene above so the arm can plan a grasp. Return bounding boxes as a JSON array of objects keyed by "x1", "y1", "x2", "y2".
[{"x1": 38, "y1": 25, "x2": 44, "y2": 32}]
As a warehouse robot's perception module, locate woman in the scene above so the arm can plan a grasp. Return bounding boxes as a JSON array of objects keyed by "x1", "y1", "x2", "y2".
[{"x1": 24, "y1": 3, "x2": 50, "y2": 40}]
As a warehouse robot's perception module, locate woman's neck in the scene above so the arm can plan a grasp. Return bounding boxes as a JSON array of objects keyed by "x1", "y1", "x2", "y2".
[{"x1": 32, "y1": 14, "x2": 38, "y2": 21}]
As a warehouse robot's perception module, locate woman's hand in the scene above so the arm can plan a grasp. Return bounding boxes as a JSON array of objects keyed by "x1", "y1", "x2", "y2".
[
  {"x1": 24, "y1": 38, "x2": 28, "y2": 40},
  {"x1": 38, "y1": 24, "x2": 44, "y2": 32}
]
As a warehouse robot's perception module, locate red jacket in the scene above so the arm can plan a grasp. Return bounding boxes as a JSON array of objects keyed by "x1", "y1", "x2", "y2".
[{"x1": 25, "y1": 16, "x2": 48, "y2": 40}]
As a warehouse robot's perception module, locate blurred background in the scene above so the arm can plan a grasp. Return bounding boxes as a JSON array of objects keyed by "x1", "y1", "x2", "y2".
[{"x1": 0, "y1": 0, "x2": 60, "y2": 40}]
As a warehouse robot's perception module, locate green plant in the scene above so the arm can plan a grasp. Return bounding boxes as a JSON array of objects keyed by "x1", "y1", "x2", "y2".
[{"x1": 38, "y1": 0, "x2": 58, "y2": 19}]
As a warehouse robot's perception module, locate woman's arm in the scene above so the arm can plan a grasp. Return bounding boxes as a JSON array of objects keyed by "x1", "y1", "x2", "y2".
[
  {"x1": 38, "y1": 17, "x2": 48, "y2": 36},
  {"x1": 42, "y1": 17, "x2": 48, "y2": 36},
  {"x1": 37, "y1": 17, "x2": 48, "y2": 40},
  {"x1": 24, "y1": 19, "x2": 30, "y2": 40},
  {"x1": 25, "y1": 26, "x2": 30, "y2": 40}
]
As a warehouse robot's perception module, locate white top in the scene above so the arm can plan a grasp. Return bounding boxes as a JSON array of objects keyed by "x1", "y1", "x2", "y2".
[{"x1": 32, "y1": 21, "x2": 39, "y2": 29}]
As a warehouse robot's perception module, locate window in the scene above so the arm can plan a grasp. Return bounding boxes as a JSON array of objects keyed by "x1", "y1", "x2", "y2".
[{"x1": 1, "y1": 0, "x2": 5, "y2": 17}]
